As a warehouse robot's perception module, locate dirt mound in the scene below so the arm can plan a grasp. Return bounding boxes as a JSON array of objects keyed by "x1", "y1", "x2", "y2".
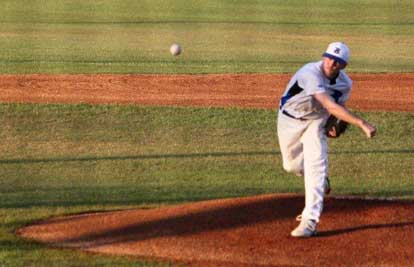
[
  {"x1": 1, "y1": 73, "x2": 413, "y2": 111},
  {"x1": 17, "y1": 194, "x2": 414, "y2": 267}
]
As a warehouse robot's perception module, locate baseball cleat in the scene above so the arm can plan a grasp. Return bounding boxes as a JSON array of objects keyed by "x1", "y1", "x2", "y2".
[{"x1": 291, "y1": 219, "x2": 317, "y2": 238}]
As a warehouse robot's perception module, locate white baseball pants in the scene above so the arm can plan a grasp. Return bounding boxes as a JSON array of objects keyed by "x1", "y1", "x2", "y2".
[{"x1": 277, "y1": 111, "x2": 329, "y2": 223}]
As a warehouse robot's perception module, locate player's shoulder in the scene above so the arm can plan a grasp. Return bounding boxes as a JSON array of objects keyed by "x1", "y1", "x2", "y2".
[
  {"x1": 297, "y1": 61, "x2": 324, "y2": 79},
  {"x1": 296, "y1": 61, "x2": 325, "y2": 85},
  {"x1": 294, "y1": 61, "x2": 325, "y2": 93}
]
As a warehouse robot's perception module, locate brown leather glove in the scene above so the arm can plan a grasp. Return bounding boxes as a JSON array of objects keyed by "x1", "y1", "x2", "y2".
[{"x1": 325, "y1": 115, "x2": 349, "y2": 138}]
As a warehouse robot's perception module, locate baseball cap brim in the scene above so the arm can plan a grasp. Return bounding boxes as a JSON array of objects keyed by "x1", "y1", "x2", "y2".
[{"x1": 322, "y1": 53, "x2": 347, "y2": 65}]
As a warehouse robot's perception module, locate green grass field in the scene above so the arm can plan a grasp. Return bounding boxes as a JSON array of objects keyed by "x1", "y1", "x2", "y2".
[
  {"x1": 1, "y1": 1, "x2": 414, "y2": 267},
  {"x1": 1, "y1": 0, "x2": 414, "y2": 73}
]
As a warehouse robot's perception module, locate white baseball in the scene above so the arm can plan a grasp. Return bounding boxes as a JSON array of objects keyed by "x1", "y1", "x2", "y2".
[{"x1": 170, "y1": 43, "x2": 182, "y2": 56}]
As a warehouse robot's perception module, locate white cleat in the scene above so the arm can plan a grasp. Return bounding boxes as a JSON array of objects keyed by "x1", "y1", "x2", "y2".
[{"x1": 291, "y1": 219, "x2": 317, "y2": 238}]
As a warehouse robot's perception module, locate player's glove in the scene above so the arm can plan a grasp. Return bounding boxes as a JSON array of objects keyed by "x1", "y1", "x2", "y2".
[{"x1": 325, "y1": 115, "x2": 348, "y2": 138}]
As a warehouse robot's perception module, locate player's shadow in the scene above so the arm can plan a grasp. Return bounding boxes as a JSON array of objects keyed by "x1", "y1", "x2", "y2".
[
  {"x1": 24, "y1": 196, "x2": 413, "y2": 248},
  {"x1": 317, "y1": 221, "x2": 414, "y2": 237},
  {"x1": 27, "y1": 195, "x2": 304, "y2": 247}
]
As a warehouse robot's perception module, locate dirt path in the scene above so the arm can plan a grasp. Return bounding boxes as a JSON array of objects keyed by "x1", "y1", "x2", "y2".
[{"x1": 1, "y1": 73, "x2": 414, "y2": 111}]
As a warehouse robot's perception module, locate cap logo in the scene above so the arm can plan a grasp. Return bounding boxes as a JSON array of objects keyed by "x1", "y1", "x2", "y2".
[{"x1": 334, "y1": 47, "x2": 341, "y2": 54}]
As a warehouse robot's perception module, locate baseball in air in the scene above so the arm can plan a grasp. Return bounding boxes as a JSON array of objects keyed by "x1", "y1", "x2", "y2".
[{"x1": 170, "y1": 43, "x2": 182, "y2": 56}]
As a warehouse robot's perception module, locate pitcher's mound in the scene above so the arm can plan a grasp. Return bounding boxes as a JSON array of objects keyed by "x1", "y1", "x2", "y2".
[{"x1": 17, "y1": 194, "x2": 414, "y2": 267}]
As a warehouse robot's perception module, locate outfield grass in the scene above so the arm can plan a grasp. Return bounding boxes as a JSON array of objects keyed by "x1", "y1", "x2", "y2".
[{"x1": 1, "y1": 0, "x2": 414, "y2": 73}]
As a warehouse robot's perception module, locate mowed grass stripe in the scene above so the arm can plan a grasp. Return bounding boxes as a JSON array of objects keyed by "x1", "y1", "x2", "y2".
[
  {"x1": 1, "y1": 0, "x2": 413, "y2": 24},
  {"x1": 2, "y1": 21, "x2": 414, "y2": 26}
]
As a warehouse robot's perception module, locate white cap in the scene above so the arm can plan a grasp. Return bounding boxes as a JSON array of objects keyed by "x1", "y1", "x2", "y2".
[{"x1": 322, "y1": 42, "x2": 350, "y2": 64}]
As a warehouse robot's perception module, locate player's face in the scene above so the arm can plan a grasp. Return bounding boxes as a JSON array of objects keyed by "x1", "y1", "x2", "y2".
[{"x1": 322, "y1": 57, "x2": 347, "y2": 79}]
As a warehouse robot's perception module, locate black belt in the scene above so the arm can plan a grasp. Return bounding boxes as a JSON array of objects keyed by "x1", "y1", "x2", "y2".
[{"x1": 282, "y1": 110, "x2": 307, "y2": 121}]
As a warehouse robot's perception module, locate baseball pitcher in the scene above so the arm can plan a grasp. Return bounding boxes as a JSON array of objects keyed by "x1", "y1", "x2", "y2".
[{"x1": 277, "y1": 42, "x2": 376, "y2": 237}]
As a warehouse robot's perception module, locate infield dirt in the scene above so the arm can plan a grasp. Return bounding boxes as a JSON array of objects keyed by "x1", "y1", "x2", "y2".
[
  {"x1": 9, "y1": 73, "x2": 414, "y2": 266},
  {"x1": 1, "y1": 73, "x2": 413, "y2": 111}
]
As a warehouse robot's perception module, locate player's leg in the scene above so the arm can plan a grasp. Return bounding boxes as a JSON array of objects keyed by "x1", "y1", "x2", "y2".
[
  {"x1": 277, "y1": 112, "x2": 307, "y2": 176},
  {"x1": 290, "y1": 117, "x2": 329, "y2": 237},
  {"x1": 300, "y1": 117, "x2": 329, "y2": 224}
]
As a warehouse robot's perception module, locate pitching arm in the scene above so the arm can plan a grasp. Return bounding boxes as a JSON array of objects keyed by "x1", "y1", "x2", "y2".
[{"x1": 314, "y1": 92, "x2": 376, "y2": 138}]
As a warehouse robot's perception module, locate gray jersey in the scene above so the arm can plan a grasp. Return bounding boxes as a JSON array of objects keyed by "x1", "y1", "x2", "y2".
[{"x1": 279, "y1": 61, "x2": 352, "y2": 120}]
